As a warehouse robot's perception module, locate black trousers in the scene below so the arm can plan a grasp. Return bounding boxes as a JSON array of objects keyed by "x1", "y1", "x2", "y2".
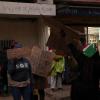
[{"x1": 33, "y1": 89, "x2": 45, "y2": 100}]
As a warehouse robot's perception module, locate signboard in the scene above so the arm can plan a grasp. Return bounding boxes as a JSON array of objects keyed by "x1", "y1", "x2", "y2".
[
  {"x1": 31, "y1": 46, "x2": 55, "y2": 77},
  {"x1": 57, "y1": 5, "x2": 100, "y2": 16},
  {"x1": 0, "y1": 1, "x2": 56, "y2": 16}
]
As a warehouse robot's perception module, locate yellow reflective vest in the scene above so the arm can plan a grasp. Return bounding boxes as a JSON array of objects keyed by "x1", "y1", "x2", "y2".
[{"x1": 51, "y1": 55, "x2": 64, "y2": 76}]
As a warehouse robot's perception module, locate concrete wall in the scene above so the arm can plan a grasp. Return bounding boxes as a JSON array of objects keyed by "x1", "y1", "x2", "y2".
[{"x1": 0, "y1": 18, "x2": 39, "y2": 47}]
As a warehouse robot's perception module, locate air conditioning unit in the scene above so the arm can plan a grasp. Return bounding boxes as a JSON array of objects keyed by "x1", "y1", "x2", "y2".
[{"x1": 33, "y1": 0, "x2": 53, "y2": 4}]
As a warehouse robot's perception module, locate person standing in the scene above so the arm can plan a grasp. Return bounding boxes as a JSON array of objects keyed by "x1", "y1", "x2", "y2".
[
  {"x1": 68, "y1": 39, "x2": 100, "y2": 100},
  {"x1": 32, "y1": 74, "x2": 48, "y2": 100},
  {"x1": 7, "y1": 57, "x2": 32, "y2": 100},
  {"x1": 50, "y1": 54, "x2": 65, "y2": 91}
]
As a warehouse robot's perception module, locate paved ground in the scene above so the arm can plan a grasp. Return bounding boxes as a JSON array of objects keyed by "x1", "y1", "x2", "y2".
[
  {"x1": 0, "y1": 96, "x2": 12, "y2": 100},
  {"x1": 45, "y1": 85, "x2": 71, "y2": 100},
  {"x1": 0, "y1": 96, "x2": 54, "y2": 100},
  {"x1": 0, "y1": 85, "x2": 71, "y2": 100}
]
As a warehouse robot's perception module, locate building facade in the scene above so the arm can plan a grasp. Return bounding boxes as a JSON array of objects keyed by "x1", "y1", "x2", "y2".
[{"x1": 0, "y1": 1, "x2": 56, "y2": 49}]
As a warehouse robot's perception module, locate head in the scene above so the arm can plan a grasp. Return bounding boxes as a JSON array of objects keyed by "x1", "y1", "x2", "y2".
[
  {"x1": 14, "y1": 42, "x2": 22, "y2": 48},
  {"x1": 14, "y1": 42, "x2": 23, "y2": 59}
]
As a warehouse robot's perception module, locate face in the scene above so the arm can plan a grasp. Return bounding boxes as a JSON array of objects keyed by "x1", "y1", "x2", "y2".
[{"x1": 16, "y1": 55, "x2": 22, "y2": 59}]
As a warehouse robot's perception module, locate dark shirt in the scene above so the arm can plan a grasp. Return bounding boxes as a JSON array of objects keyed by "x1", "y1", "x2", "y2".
[
  {"x1": 8, "y1": 57, "x2": 32, "y2": 82},
  {"x1": 68, "y1": 44, "x2": 100, "y2": 100}
]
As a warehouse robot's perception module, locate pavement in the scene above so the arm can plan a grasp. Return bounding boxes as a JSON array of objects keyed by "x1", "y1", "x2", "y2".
[
  {"x1": 0, "y1": 85, "x2": 71, "y2": 100},
  {"x1": 45, "y1": 85, "x2": 71, "y2": 100}
]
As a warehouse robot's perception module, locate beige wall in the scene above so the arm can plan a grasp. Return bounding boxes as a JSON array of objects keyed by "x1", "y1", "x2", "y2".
[
  {"x1": 37, "y1": 18, "x2": 49, "y2": 50},
  {"x1": 0, "y1": 19, "x2": 39, "y2": 47}
]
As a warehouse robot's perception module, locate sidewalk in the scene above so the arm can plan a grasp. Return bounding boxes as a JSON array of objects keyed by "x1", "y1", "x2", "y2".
[
  {"x1": 45, "y1": 85, "x2": 71, "y2": 100},
  {"x1": 0, "y1": 95, "x2": 12, "y2": 100},
  {"x1": 0, "y1": 85, "x2": 71, "y2": 100}
]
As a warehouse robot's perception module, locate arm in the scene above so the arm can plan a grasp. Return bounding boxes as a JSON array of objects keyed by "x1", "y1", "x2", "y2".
[
  {"x1": 7, "y1": 60, "x2": 15, "y2": 75},
  {"x1": 24, "y1": 58, "x2": 33, "y2": 85}
]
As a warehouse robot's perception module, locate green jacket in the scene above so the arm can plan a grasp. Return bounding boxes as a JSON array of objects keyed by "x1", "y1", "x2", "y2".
[{"x1": 51, "y1": 55, "x2": 64, "y2": 76}]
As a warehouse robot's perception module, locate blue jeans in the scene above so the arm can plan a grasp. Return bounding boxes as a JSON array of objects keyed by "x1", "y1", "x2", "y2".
[{"x1": 10, "y1": 85, "x2": 32, "y2": 100}]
